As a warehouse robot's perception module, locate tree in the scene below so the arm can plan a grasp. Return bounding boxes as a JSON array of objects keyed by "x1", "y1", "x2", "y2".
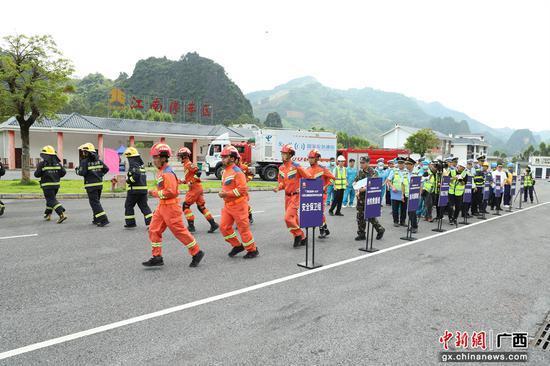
[
  {"x1": 337, "y1": 131, "x2": 370, "y2": 149},
  {"x1": 264, "y1": 112, "x2": 282, "y2": 128},
  {"x1": 0, "y1": 34, "x2": 73, "y2": 183},
  {"x1": 404, "y1": 128, "x2": 440, "y2": 156}
]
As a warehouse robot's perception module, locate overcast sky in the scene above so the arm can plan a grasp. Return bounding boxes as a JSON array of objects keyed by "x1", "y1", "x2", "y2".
[{"x1": 2, "y1": 0, "x2": 549, "y2": 130}]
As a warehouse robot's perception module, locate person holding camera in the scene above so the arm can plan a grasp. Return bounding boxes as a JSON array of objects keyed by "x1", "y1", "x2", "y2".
[
  {"x1": 387, "y1": 157, "x2": 409, "y2": 227},
  {"x1": 448, "y1": 160, "x2": 468, "y2": 225}
]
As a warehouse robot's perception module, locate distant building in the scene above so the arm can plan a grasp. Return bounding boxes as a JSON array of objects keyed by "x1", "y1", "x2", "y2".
[
  {"x1": 381, "y1": 124, "x2": 453, "y2": 157},
  {"x1": 0, "y1": 113, "x2": 253, "y2": 170},
  {"x1": 381, "y1": 124, "x2": 490, "y2": 161},
  {"x1": 528, "y1": 156, "x2": 550, "y2": 179}
]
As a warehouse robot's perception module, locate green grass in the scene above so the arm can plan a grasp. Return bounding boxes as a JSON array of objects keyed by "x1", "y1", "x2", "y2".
[{"x1": 0, "y1": 179, "x2": 276, "y2": 194}]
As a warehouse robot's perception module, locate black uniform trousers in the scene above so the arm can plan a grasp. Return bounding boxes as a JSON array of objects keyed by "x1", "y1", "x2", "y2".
[
  {"x1": 329, "y1": 189, "x2": 345, "y2": 215},
  {"x1": 43, "y1": 188, "x2": 65, "y2": 216},
  {"x1": 0, "y1": 199, "x2": 4, "y2": 215},
  {"x1": 523, "y1": 186, "x2": 534, "y2": 202},
  {"x1": 125, "y1": 192, "x2": 153, "y2": 226},
  {"x1": 471, "y1": 187, "x2": 483, "y2": 214},
  {"x1": 87, "y1": 188, "x2": 108, "y2": 224},
  {"x1": 392, "y1": 198, "x2": 408, "y2": 224},
  {"x1": 448, "y1": 194, "x2": 465, "y2": 221}
]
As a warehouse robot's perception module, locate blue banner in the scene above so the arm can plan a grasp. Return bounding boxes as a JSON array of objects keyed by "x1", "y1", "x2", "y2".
[
  {"x1": 407, "y1": 176, "x2": 422, "y2": 212},
  {"x1": 495, "y1": 175, "x2": 502, "y2": 198},
  {"x1": 463, "y1": 176, "x2": 473, "y2": 203},
  {"x1": 299, "y1": 178, "x2": 324, "y2": 228},
  {"x1": 364, "y1": 177, "x2": 382, "y2": 219},
  {"x1": 438, "y1": 176, "x2": 450, "y2": 207},
  {"x1": 483, "y1": 181, "x2": 490, "y2": 201}
]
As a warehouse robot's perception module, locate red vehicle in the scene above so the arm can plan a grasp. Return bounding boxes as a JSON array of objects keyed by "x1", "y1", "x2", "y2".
[{"x1": 337, "y1": 148, "x2": 410, "y2": 165}]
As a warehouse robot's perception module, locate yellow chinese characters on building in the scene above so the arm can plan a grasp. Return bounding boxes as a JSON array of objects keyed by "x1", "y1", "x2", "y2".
[{"x1": 109, "y1": 88, "x2": 126, "y2": 109}]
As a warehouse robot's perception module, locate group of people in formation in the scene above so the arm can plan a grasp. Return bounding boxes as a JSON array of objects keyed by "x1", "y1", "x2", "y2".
[{"x1": 0, "y1": 142, "x2": 538, "y2": 268}]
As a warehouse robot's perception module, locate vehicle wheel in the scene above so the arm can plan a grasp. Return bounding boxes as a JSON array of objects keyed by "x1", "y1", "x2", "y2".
[
  {"x1": 263, "y1": 165, "x2": 278, "y2": 181},
  {"x1": 215, "y1": 165, "x2": 224, "y2": 180}
]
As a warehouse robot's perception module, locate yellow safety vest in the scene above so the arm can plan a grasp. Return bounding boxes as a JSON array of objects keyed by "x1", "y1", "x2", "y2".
[{"x1": 334, "y1": 167, "x2": 347, "y2": 189}]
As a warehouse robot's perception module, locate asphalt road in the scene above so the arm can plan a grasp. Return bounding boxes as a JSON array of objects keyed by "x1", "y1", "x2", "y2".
[{"x1": 0, "y1": 183, "x2": 549, "y2": 365}]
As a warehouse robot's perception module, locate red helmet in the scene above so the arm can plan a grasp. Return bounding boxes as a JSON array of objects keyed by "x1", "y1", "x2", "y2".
[
  {"x1": 280, "y1": 144, "x2": 295, "y2": 156},
  {"x1": 177, "y1": 147, "x2": 191, "y2": 158},
  {"x1": 221, "y1": 145, "x2": 240, "y2": 159},
  {"x1": 308, "y1": 149, "x2": 321, "y2": 159},
  {"x1": 150, "y1": 143, "x2": 172, "y2": 157}
]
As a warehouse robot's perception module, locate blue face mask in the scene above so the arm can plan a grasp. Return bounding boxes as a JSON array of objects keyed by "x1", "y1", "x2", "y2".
[
  {"x1": 377, "y1": 163, "x2": 384, "y2": 169},
  {"x1": 329, "y1": 162, "x2": 335, "y2": 167}
]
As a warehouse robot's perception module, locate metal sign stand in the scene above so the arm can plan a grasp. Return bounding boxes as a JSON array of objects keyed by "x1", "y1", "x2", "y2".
[
  {"x1": 298, "y1": 227, "x2": 322, "y2": 270},
  {"x1": 460, "y1": 206, "x2": 470, "y2": 225},
  {"x1": 359, "y1": 221, "x2": 379, "y2": 252},
  {"x1": 477, "y1": 199, "x2": 488, "y2": 220},
  {"x1": 400, "y1": 216, "x2": 416, "y2": 241}
]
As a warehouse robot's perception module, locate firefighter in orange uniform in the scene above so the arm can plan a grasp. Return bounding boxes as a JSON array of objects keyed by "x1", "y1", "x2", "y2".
[
  {"x1": 273, "y1": 144, "x2": 312, "y2": 248},
  {"x1": 236, "y1": 155, "x2": 255, "y2": 224},
  {"x1": 306, "y1": 149, "x2": 335, "y2": 239},
  {"x1": 219, "y1": 146, "x2": 259, "y2": 259},
  {"x1": 177, "y1": 147, "x2": 219, "y2": 233},
  {"x1": 142, "y1": 143, "x2": 205, "y2": 268}
]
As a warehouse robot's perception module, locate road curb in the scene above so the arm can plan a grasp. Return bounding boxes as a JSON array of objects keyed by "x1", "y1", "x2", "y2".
[{"x1": 0, "y1": 186, "x2": 275, "y2": 200}]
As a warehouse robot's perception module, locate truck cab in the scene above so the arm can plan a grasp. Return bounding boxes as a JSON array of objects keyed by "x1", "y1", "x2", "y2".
[{"x1": 203, "y1": 138, "x2": 253, "y2": 179}]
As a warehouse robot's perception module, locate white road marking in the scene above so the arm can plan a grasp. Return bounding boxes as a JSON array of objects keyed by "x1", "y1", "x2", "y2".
[
  {"x1": 0, "y1": 202, "x2": 548, "y2": 360},
  {"x1": 212, "y1": 210, "x2": 265, "y2": 218},
  {"x1": 0, "y1": 234, "x2": 38, "y2": 241}
]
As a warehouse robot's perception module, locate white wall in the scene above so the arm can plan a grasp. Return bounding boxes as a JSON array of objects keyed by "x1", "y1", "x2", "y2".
[
  {"x1": 383, "y1": 128, "x2": 412, "y2": 149},
  {"x1": 451, "y1": 145, "x2": 468, "y2": 162}
]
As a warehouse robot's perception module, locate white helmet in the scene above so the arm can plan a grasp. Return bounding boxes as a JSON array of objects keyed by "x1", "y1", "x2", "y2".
[
  {"x1": 337, "y1": 155, "x2": 346, "y2": 162},
  {"x1": 458, "y1": 160, "x2": 467, "y2": 168}
]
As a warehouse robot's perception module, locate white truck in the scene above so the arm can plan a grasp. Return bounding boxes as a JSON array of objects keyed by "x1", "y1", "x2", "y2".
[{"x1": 202, "y1": 128, "x2": 337, "y2": 181}]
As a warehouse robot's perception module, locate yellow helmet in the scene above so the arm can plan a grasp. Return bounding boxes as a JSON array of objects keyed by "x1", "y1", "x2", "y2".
[
  {"x1": 41, "y1": 145, "x2": 56, "y2": 155},
  {"x1": 124, "y1": 147, "x2": 140, "y2": 157},
  {"x1": 78, "y1": 143, "x2": 96, "y2": 152}
]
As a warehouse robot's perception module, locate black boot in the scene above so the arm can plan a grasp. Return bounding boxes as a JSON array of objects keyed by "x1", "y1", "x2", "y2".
[
  {"x1": 249, "y1": 213, "x2": 254, "y2": 224},
  {"x1": 228, "y1": 245, "x2": 245, "y2": 257},
  {"x1": 189, "y1": 250, "x2": 204, "y2": 267},
  {"x1": 323, "y1": 225, "x2": 330, "y2": 237},
  {"x1": 318, "y1": 226, "x2": 326, "y2": 239},
  {"x1": 355, "y1": 231, "x2": 366, "y2": 241},
  {"x1": 207, "y1": 219, "x2": 219, "y2": 233},
  {"x1": 97, "y1": 220, "x2": 109, "y2": 227},
  {"x1": 142, "y1": 256, "x2": 164, "y2": 267},
  {"x1": 376, "y1": 227, "x2": 385, "y2": 240},
  {"x1": 0, "y1": 206, "x2": 4, "y2": 216},
  {"x1": 293, "y1": 236, "x2": 303, "y2": 248},
  {"x1": 124, "y1": 223, "x2": 137, "y2": 228},
  {"x1": 243, "y1": 249, "x2": 259, "y2": 259},
  {"x1": 300, "y1": 236, "x2": 308, "y2": 246},
  {"x1": 187, "y1": 221, "x2": 196, "y2": 232}
]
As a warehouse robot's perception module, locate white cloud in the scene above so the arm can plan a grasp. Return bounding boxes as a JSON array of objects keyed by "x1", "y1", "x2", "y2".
[{"x1": 2, "y1": 0, "x2": 549, "y2": 130}]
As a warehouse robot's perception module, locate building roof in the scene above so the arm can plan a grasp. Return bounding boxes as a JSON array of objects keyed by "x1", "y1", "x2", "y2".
[
  {"x1": 0, "y1": 113, "x2": 251, "y2": 140},
  {"x1": 380, "y1": 124, "x2": 450, "y2": 140},
  {"x1": 451, "y1": 137, "x2": 489, "y2": 146}
]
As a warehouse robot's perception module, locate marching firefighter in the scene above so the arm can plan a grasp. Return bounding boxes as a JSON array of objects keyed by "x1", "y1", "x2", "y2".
[
  {"x1": 354, "y1": 156, "x2": 385, "y2": 241},
  {"x1": 34, "y1": 145, "x2": 67, "y2": 223},
  {"x1": 235, "y1": 154, "x2": 255, "y2": 224},
  {"x1": 123, "y1": 147, "x2": 153, "y2": 228},
  {"x1": 0, "y1": 161, "x2": 6, "y2": 216},
  {"x1": 273, "y1": 144, "x2": 312, "y2": 248},
  {"x1": 218, "y1": 146, "x2": 259, "y2": 259},
  {"x1": 177, "y1": 147, "x2": 218, "y2": 233},
  {"x1": 143, "y1": 143, "x2": 204, "y2": 267},
  {"x1": 76, "y1": 143, "x2": 110, "y2": 227},
  {"x1": 306, "y1": 148, "x2": 335, "y2": 239}
]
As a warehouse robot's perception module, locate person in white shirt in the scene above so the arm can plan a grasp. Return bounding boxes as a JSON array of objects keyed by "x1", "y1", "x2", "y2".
[{"x1": 491, "y1": 163, "x2": 507, "y2": 211}]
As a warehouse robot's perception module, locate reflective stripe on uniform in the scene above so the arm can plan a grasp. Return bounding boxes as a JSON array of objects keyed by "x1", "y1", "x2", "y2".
[
  {"x1": 95, "y1": 211, "x2": 106, "y2": 218},
  {"x1": 288, "y1": 227, "x2": 300, "y2": 231},
  {"x1": 53, "y1": 203, "x2": 62, "y2": 210},
  {"x1": 84, "y1": 182, "x2": 103, "y2": 188},
  {"x1": 127, "y1": 186, "x2": 148, "y2": 191},
  {"x1": 151, "y1": 242, "x2": 162, "y2": 248},
  {"x1": 87, "y1": 165, "x2": 103, "y2": 170},
  {"x1": 158, "y1": 190, "x2": 165, "y2": 199},
  {"x1": 232, "y1": 188, "x2": 240, "y2": 197},
  {"x1": 243, "y1": 238, "x2": 255, "y2": 246},
  {"x1": 185, "y1": 240, "x2": 197, "y2": 249},
  {"x1": 46, "y1": 206, "x2": 53, "y2": 210},
  {"x1": 185, "y1": 212, "x2": 194, "y2": 218},
  {"x1": 125, "y1": 215, "x2": 135, "y2": 219},
  {"x1": 145, "y1": 213, "x2": 153, "y2": 219},
  {"x1": 224, "y1": 232, "x2": 237, "y2": 240},
  {"x1": 42, "y1": 166, "x2": 61, "y2": 171},
  {"x1": 41, "y1": 182, "x2": 60, "y2": 187}
]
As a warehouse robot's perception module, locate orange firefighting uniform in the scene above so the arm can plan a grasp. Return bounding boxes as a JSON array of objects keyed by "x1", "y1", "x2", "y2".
[
  {"x1": 220, "y1": 164, "x2": 257, "y2": 252},
  {"x1": 237, "y1": 161, "x2": 254, "y2": 215},
  {"x1": 180, "y1": 159, "x2": 214, "y2": 223},
  {"x1": 278, "y1": 161, "x2": 312, "y2": 239},
  {"x1": 149, "y1": 164, "x2": 201, "y2": 257},
  {"x1": 307, "y1": 163, "x2": 335, "y2": 225}
]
